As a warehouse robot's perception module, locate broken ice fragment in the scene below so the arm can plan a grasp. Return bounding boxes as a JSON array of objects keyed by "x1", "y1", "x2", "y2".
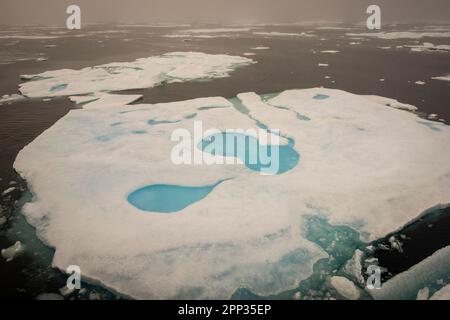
[{"x1": 1, "y1": 241, "x2": 25, "y2": 262}]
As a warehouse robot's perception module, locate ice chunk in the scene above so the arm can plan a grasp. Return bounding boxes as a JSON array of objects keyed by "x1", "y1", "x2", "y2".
[
  {"x1": 432, "y1": 74, "x2": 450, "y2": 82},
  {"x1": 0, "y1": 94, "x2": 26, "y2": 105},
  {"x1": 430, "y1": 284, "x2": 450, "y2": 300},
  {"x1": 416, "y1": 287, "x2": 429, "y2": 300},
  {"x1": 330, "y1": 276, "x2": 360, "y2": 300},
  {"x1": 2, "y1": 187, "x2": 16, "y2": 196},
  {"x1": 1, "y1": 241, "x2": 24, "y2": 262},
  {"x1": 415, "y1": 81, "x2": 426, "y2": 85},
  {"x1": 344, "y1": 249, "x2": 364, "y2": 285},
  {"x1": 18, "y1": 52, "x2": 255, "y2": 98},
  {"x1": 320, "y1": 50, "x2": 340, "y2": 54}
]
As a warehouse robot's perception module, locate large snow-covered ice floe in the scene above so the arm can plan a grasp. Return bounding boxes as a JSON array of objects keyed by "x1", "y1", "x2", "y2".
[
  {"x1": 14, "y1": 88, "x2": 450, "y2": 299},
  {"x1": 18, "y1": 52, "x2": 255, "y2": 98}
]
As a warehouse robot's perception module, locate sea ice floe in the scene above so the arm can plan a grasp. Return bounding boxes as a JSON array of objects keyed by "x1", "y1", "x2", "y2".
[
  {"x1": 406, "y1": 42, "x2": 450, "y2": 52},
  {"x1": 18, "y1": 52, "x2": 255, "y2": 98},
  {"x1": 14, "y1": 88, "x2": 450, "y2": 299},
  {"x1": 347, "y1": 31, "x2": 450, "y2": 39},
  {"x1": 432, "y1": 74, "x2": 450, "y2": 82},
  {"x1": 430, "y1": 283, "x2": 450, "y2": 300}
]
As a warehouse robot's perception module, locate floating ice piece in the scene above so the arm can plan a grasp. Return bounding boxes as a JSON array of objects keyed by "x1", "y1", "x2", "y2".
[
  {"x1": 59, "y1": 286, "x2": 75, "y2": 297},
  {"x1": 14, "y1": 88, "x2": 450, "y2": 299},
  {"x1": 430, "y1": 284, "x2": 450, "y2": 300},
  {"x1": 1, "y1": 241, "x2": 24, "y2": 262},
  {"x1": 330, "y1": 276, "x2": 360, "y2": 300},
  {"x1": 347, "y1": 31, "x2": 450, "y2": 39},
  {"x1": 320, "y1": 50, "x2": 340, "y2": 54},
  {"x1": 18, "y1": 52, "x2": 255, "y2": 98},
  {"x1": 432, "y1": 74, "x2": 450, "y2": 82},
  {"x1": 415, "y1": 81, "x2": 426, "y2": 85},
  {"x1": 253, "y1": 32, "x2": 314, "y2": 37},
  {"x1": 0, "y1": 35, "x2": 60, "y2": 40},
  {"x1": 184, "y1": 28, "x2": 251, "y2": 33},
  {"x1": 251, "y1": 46, "x2": 270, "y2": 50},
  {"x1": 318, "y1": 63, "x2": 329, "y2": 67},
  {"x1": 416, "y1": 287, "x2": 430, "y2": 300},
  {"x1": 2, "y1": 187, "x2": 16, "y2": 196},
  {"x1": 344, "y1": 249, "x2": 364, "y2": 285},
  {"x1": 243, "y1": 52, "x2": 256, "y2": 56},
  {"x1": 0, "y1": 94, "x2": 26, "y2": 105}
]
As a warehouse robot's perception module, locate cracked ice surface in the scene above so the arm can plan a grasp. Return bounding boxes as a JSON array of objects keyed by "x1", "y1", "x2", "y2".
[
  {"x1": 14, "y1": 88, "x2": 450, "y2": 299},
  {"x1": 18, "y1": 52, "x2": 255, "y2": 98}
]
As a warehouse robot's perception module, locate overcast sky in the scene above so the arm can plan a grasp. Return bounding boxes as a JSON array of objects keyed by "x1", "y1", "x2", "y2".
[{"x1": 1, "y1": 0, "x2": 450, "y2": 26}]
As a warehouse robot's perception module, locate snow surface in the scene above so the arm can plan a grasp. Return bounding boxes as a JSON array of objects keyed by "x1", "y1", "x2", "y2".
[
  {"x1": 18, "y1": 52, "x2": 255, "y2": 98},
  {"x1": 14, "y1": 88, "x2": 450, "y2": 299}
]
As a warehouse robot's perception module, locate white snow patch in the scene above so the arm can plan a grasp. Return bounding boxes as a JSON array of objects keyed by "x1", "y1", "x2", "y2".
[{"x1": 18, "y1": 52, "x2": 255, "y2": 98}]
